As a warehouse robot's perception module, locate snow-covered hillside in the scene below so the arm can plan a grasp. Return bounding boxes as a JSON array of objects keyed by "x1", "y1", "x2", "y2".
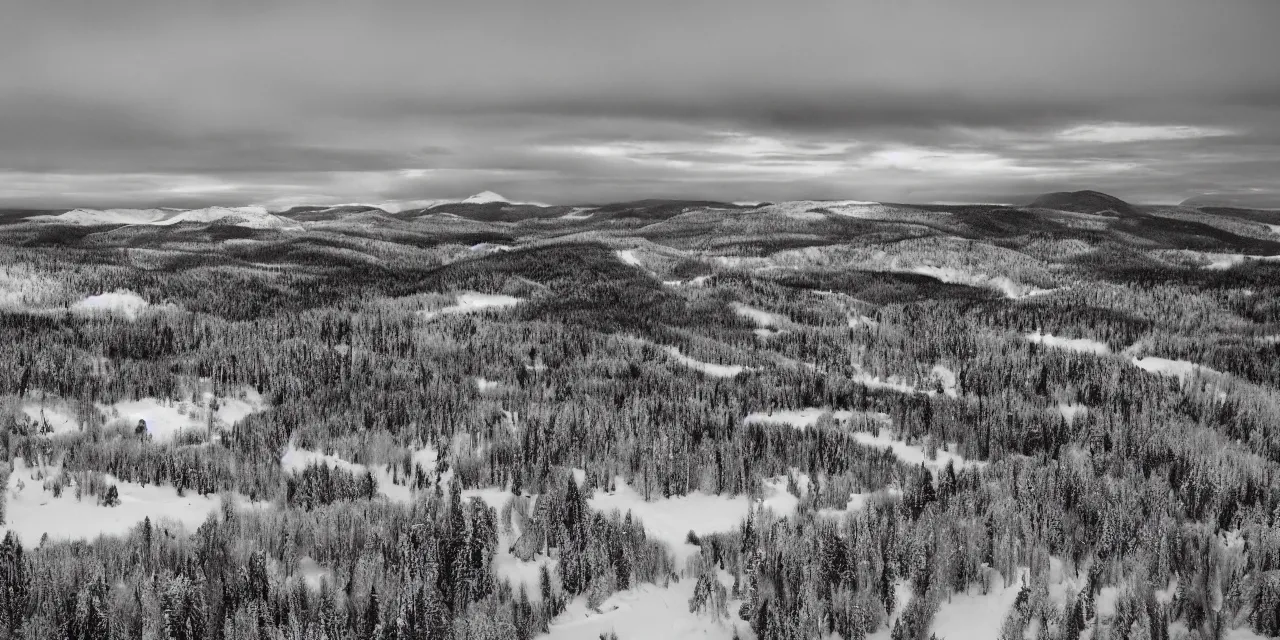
[{"x1": 28, "y1": 206, "x2": 302, "y2": 230}]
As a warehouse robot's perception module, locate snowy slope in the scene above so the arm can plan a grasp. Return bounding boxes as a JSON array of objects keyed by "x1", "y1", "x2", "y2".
[
  {"x1": 462, "y1": 191, "x2": 509, "y2": 204},
  {"x1": 29, "y1": 206, "x2": 302, "y2": 230}
]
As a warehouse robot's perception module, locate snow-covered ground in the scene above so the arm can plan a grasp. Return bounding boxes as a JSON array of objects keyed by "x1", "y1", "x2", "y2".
[
  {"x1": 560, "y1": 207, "x2": 596, "y2": 220},
  {"x1": 731, "y1": 303, "x2": 787, "y2": 328},
  {"x1": 1026, "y1": 331, "x2": 1111, "y2": 355},
  {"x1": 663, "y1": 346, "x2": 748, "y2": 378},
  {"x1": 419, "y1": 292, "x2": 523, "y2": 320},
  {"x1": 16, "y1": 393, "x2": 82, "y2": 434},
  {"x1": 100, "y1": 384, "x2": 267, "y2": 442},
  {"x1": 616, "y1": 249, "x2": 643, "y2": 267},
  {"x1": 743, "y1": 408, "x2": 890, "y2": 430},
  {"x1": 71, "y1": 290, "x2": 158, "y2": 320},
  {"x1": 2, "y1": 459, "x2": 225, "y2": 547},
  {"x1": 929, "y1": 568, "x2": 1029, "y2": 640},
  {"x1": 29, "y1": 206, "x2": 301, "y2": 230},
  {"x1": 911, "y1": 266, "x2": 1054, "y2": 299},
  {"x1": 851, "y1": 431, "x2": 985, "y2": 472},
  {"x1": 280, "y1": 444, "x2": 456, "y2": 505},
  {"x1": 849, "y1": 364, "x2": 958, "y2": 398},
  {"x1": 1195, "y1": 252, "x2": 1280, "y2": 270},
  {"x1": 1129, "y1": 356, "x2": 1220, "y2": 381},
  {"x1": 1056, "y1": 403, "x2": 1087, "y2": 424},
  {"x1": 545, "y1": 576, "x2": 750, "y2": 640},
  {"x1": 589, "y1": 476, "x2": 799, "y2": 566}
]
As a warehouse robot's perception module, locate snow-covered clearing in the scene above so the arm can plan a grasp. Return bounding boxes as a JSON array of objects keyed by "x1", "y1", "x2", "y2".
[
  {"x1": 663, "y1": 346, "x2": 748, "y2": 378},
  {"x1": 100, "y1": 384, "x2": 267, "y2": 442},
  {"x1": 852, "y1": 431, "x2": 985, "y2": 472},
  {"x1": 849, "y1": 364, "x2": 958, "y2": 398},
  {"x1": 589, "y1": 476, "x2": 798, "y2": 565},
  {"x1": 16, "y1": 393, "x2": 82, "y2": 434},
  {"x1": 71, "y1": 290, "x2": 157, "y2": 320},
  {"x1": 929, "y1": 568, "x2": 1029, "y2": 640},
  {"x1": 1197, "y1": 252, "x2": 1280, "y2": 270},
  {"x1": 731, "y1": 303, "x2": 787, "y2": 328},
  {"x1": 2, "y1": 459, "x2": 225, "y2": 548},
  {"x1": 1026, "y1": 331, "x2": 1111, "y2": 355},
  {"x1": 279, "y1": 444, "x2": 475, "y2": 506},
  {"x1": 1130, "y1": 356, "x2": 1220, "y2": 381},
  {"x1": 911, "y1": 266, "x2": 1054, "y2": 299},
  {"x1": 419, "y1": 292, "x2": 522, "y2": 320},
  {"x1": 545, "y1": 576, "x2": 749, "y2": 640},
  {"x1": 560, "y1": 207, "x2": 595, "y2": 220},
  {"x1": 615, "y1": 249, "x2": 643, "y2": 267},
  {"x1": 848, "y1": 314, "x2": 878, "y2": 328},
  {"x1": 743, "y1": 407, "x2": 890, "y2": 430},
  {"x1": 1056, "y1": 403, "x2": 1087, "y2": 424}
]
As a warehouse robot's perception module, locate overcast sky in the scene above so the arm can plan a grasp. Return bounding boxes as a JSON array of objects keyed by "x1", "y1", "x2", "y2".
[{"x1": 2, "y1": 0, "x2": 1278, "y2": 208}]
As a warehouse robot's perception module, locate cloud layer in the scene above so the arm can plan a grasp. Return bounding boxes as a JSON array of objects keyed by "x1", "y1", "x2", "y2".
[{"x1": 3, "y1": 0, "x2": 1279, "y2": 207}]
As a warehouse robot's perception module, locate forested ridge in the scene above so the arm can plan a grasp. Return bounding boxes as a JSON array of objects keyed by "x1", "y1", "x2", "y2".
[{"x1": 0, "y1": 195, "x2": 1278, "y2": 639}]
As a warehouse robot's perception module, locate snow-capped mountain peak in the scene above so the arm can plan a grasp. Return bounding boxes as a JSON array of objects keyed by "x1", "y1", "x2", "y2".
[{"x1": 461, "y1": 191, "x2": 509, "y2": 205}]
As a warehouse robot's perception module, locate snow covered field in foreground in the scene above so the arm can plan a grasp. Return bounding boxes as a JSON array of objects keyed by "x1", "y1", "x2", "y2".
[{"x1": 2, "y1": 459, "x2": 225, "y2": 547}]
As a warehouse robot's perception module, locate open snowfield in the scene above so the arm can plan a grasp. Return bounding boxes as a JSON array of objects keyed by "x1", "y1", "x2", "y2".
[
  {"x1": 929, "y1": 568, "x2": 1030, "y2": 640},
  {"x1": 71, "y1": 290, "x2": 156, "y2": 320},
  {"x1": 1026, "y1": 331, "x2": 1111, "y2": 355},
  {"x1": 616, "y1": 249, "x2": 643, "y2": 267},
  {"x1": 419, "y1": 292, "x2": 523, "y2": 320},
  {"x1": 545, "y1": 576, "x2": 750, "y2": 640},
  {"x1": 1129, "y1": 355, "x2": 1220, "y2": 381},
  {"x1": 664, "y1": 346, "x2": 748, "y2": 378},
  {"x1": 3, "y1": 459, "x2": 225, "y2": 547},
  {"x1": 100, "y1": 383, "x2": 267, "y2": 442}
]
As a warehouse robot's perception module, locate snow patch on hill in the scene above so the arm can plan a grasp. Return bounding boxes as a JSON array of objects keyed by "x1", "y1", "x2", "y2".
[
  {"x1": 1130, "y1": 356, "x2": 1220, "y2": 381},
  {"x1": 30, "y1": 206, "x2": 302, "y2": 230},
  {"x1": 929, "y1": 567, "x2": 1030, "y2": 640},
  {"x1": 462, "y1": 191, "x2": 508, "y2": 204},
  {"x1": 663, "y1": 347, "x2": 748, "y2": 378},
  {"x1": 744, "y1": 408, "x2": 891, "y2": 430},
  {"x1": 589, "y1": 475, "x2": 799, "y2": 566},
  {"x1": 71, "y1": 290, "x2": 155, "y2": 320},
  {"x1": 616, "y1": 249, "x2": 643, "y2": 267},
  {"x1": 913, "y1": 266, "x2": 1054, "y2": 299},
  {"x1": 732, "y1": 303, "x2": 787, "y2": 328},
  {"x1": 2, "y1": 459, "x2": 226, "y2": 548},
  {"x1": 1026, "y1": 331, "x2": 1111, "y2": 355},
  {"x1": 419, "y1": 292, "x2": 523, "y2": 320},
  {"x1": 852, "y1": 430, "x2": 985, "y2": 472}
]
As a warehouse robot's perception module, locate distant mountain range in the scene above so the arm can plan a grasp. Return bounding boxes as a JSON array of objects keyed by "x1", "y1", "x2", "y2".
[{"x1": 8, "y1": 190, "x2": 1280, "y2": 231}]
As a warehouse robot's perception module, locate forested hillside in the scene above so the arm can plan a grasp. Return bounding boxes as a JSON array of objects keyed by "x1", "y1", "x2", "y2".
[{"x1": 0, "y1": 194, "x2": 1278, "y2": 639}]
